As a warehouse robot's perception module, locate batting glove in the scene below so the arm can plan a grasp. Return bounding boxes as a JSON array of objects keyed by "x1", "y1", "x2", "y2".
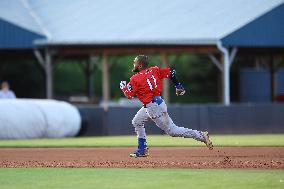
[
  {"x1": 120, "y1": 81, "x2": 127, "y2": 89},
  {"x1": 175, "y1": 83, "x2": 186, "y2": 96},
  {"x1": 170, "y1": 69, "x2": 177, "y2": 80}
]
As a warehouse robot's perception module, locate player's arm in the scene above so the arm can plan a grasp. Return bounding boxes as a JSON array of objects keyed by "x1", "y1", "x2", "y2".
[
  {"x1": 120, "y1": 80, "x2": 135, "y2": 99},
  {"x1": 169, "y1": 68, "x2": 186, "y2": 96},
  {"x1": 158, "y1": 66, "x2": 186, "y2": 96}
]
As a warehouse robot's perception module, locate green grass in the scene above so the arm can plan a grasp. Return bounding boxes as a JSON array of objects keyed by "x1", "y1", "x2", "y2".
[
  {"x1": 0, "y1": 136, "x2": 283, "y2": 189},
  {"x1": 0, "y1": 168, "x2": 283, "y2": 189},
  {"x1": 0, "y1": 134, "x2": 283, "y2": 148}
]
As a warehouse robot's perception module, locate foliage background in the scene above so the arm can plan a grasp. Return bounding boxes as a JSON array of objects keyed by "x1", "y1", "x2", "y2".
[{"x1": 1, "y1": 54, "x2": 283, "y2": 103}]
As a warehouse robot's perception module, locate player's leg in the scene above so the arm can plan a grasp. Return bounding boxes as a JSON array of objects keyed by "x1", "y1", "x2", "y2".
[
  {"x1": 132, "y1": 106, "x2": 150, "y2": 139},
  {"x1": 162, "y1": 113, "x2": 213, "y2": 149},
  {"x1": 146, "y1": 102, "x2": 213, "y2": 150},
  {"x1": 130, "y1": 107, "x2": 150, "y2": 157},
  {"x1": 156, "y1": 112, "x2": 213, "y2": 149}
]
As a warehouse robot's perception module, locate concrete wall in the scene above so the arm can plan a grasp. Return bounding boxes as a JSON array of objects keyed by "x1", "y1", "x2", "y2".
[{"x1": 77, "y1": 104, "x2": 284, "y2": 136}]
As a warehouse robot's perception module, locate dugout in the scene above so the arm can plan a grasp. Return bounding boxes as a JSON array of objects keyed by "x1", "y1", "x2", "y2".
[{"x1": 1, "y1": 0, "x2": 284, "y2": 108}]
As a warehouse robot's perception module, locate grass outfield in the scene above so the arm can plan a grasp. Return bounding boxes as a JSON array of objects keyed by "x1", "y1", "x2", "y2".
[
  {"x1": 0, "y1": 168, "x2": 283, "y2": 189},
  {"x1": 0, "y1": 134, "x2": 283, "y2": 147}
]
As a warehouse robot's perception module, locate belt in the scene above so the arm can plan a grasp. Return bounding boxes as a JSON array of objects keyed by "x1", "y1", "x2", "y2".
[{"x1": 143, "y1": 96, "x2": 163, "y2": 108}]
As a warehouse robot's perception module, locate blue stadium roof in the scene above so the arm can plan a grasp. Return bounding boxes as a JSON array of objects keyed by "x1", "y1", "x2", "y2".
[
  {"x1": 0, "y1": 19, "x2": 45, "y2": 49},
  {"x1": 0, "y1": 0, "x2": 284, "y2": 49}
]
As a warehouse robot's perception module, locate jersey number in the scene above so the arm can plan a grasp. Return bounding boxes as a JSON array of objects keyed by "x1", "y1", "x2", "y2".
[{"x1": 146, "y1": 75, "x2": 157, "y2": 91}]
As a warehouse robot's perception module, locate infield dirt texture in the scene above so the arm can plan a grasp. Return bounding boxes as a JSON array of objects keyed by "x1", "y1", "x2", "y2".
[{"x1": 0, "y1": 147, "x2": 283, "y2": 169}]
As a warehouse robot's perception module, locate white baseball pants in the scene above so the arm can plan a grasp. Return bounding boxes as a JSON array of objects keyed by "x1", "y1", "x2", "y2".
[{"x1": 132, "y1": 101, "x2": 204, "y2": 141}]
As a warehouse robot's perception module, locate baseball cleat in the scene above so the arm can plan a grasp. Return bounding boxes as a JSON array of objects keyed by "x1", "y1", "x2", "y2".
[
  {"x1": 201, "y1": 131, "x2": 213, "y2": 150},
  {"x1": 130, "y1": 148, "x2": 149, "y2": 158}
]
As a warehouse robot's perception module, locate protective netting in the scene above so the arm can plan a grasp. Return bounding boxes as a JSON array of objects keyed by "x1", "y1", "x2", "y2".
[{"x1": 0, "y1": 99, "x2": 81, "y2": 139}]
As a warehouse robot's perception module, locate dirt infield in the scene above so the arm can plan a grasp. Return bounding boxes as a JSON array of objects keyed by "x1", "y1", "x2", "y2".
[{"x1": 0, "y1": 147, "x2": 283, "y2": 169}]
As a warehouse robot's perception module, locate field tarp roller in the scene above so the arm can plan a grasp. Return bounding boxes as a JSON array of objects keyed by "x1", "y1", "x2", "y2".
[{"x1": 0, "y1": 99, "x2": 81, "y2": 139}]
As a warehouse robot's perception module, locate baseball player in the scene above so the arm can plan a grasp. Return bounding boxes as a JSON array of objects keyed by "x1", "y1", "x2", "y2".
[{"x1": 120, "y1": 55, "x2": 213, "y2": 158}]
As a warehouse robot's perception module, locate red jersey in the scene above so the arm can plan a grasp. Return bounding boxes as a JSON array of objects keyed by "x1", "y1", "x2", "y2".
[{"x1": 122, "y1": 66, "x2": 170, "y2": 104}]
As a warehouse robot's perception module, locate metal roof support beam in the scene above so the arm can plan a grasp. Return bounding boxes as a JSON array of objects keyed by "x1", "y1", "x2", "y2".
[
  {"x1": 85, "y1": 56, "x2": 97, "y2": 102},
  {"x1": 209, "y1": 47, "x2": 238, "y2": 71},
  {"x1": 33, "y1": 49, "x2": 45, "y2": 69},
  {"x1": 229, "y1": 47, "x2": 238, "y2": 67},
  {"x1": 45, "y1": 49, "x2": 53, "y2": 99},
  {"x1": 161, "y1": 53, "x2": 170, "y2": 103},
  {"x1": 33, "y1": 49, "x2": 53, "y2": 99},
  {"x1": 101, "y1": 53, "x2": 109, "y2": 111},
  {"x1": 208, "y1": 54, "x2": 223, "y2": 71},
  {"x1": 217, "y1": 42, "x2": 230, "y2": 105}
]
